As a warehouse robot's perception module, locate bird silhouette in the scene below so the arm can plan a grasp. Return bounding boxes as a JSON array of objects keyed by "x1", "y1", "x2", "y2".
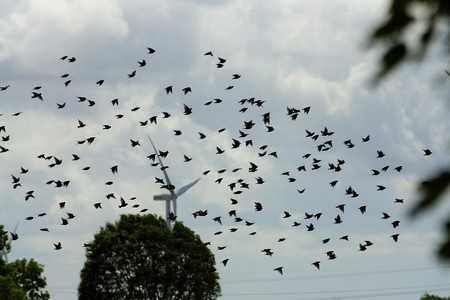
[
  {"x1": 215, "y1": 147, "x2": 225, "y2": 154},
  {"x1": 391, "y1": 234, "x2": 400, "y2": 242},
  {"x1": 183, "y1": 104, "x2": 193, "y2": 115},
  {"x1": 274, "y1": 267, "x2": 283, "y2": 275},
  {"x1": 334, "y1": 215, "x2": 342, "y2": 224},
  {"x1": 53, "y1": 242, "x2": 62, "y2": 250},
  {"x1": 254, "y1": 202, "x2": 263, "y2": 211},
  {"x1": 326, "y1": 251, "x2": 337, "y2": 260},
  {"x1": 130, "y1": 139, "x2": 141, "y2": 147},
  {"x1": 376, "y1": 150, "x2": 385, "y2": 158},
  {"x1": 182, "y1": 87, "x2": 192, "y2": 94},
  {"x1": 391, "y1": 220, "x2": 400, "y2": 228},
  {"x1": 359, "y1": 206, "x2": 367, "y2": 214},
  {"x1": 119, "y1": 197, "x2": 128, "y2": 208}
]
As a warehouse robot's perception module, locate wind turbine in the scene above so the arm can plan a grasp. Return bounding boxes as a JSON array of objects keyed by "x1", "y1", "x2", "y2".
[
  {"x1": 147, "y1": 134, "x2": 201, "y2": 228},
  {"x1": 1, "y1": 221, "x2": 19, "y2": 263}
]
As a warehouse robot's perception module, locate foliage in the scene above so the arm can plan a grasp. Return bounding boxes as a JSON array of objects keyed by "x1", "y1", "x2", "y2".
[
  {"x1": 78, "y1": 214, "x2": 221, "y2": 300},
  {"x1": 8, "y1": 259, "x2": 50, "y2": 300},
  {"x1": 367, "y1": 0, "x2": 450, "y2": 83},
  {"x1": 0, "y1": 275, "x2": 27, "y2": 300},
  {"x1": 368, "y1": 0, "x2": 450, "y2": 262},
  {"x1": 421, "y1": 293, "x2": 450, "y2": 300},
  {"x1": 0, "y1": 224, "x2": 50, "y2": 300}
]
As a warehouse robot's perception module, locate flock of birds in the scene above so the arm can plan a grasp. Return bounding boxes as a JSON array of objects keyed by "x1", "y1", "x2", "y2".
[{"x1": 0, "y1": 46, "x2": 435, "y2": 277}]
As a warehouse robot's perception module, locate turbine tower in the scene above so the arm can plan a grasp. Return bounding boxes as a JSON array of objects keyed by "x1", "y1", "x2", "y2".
[{"x1": 147, "y1": 134, "x2": 200, "y2": 228}]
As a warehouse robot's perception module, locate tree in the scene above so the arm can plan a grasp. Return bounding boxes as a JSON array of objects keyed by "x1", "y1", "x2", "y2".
[
  {"x1": 78, "y1": 214, "x2": 221, "y2": 300},
  {"x1": 367, "y1": 0, "x2": 450, "y2": 83},
  {"x1": 7, "y1": 259, "x2": 50, "y2": 300},
  {"x1": 0, "y1": 275, "x2": 27, "y2": 300},
  {"x1": 0, "y1": 225, "x2": 50, "y2": 300},
  {"x1": 421, "y1": 293, "x2": 450, "y2": 300},
  {"x1": 368, "y1": 0, "x2": 450, "y2": 262}
]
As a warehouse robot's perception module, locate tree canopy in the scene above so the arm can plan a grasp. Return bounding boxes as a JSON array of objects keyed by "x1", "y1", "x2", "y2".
[
  {"x1": 421, "y1": 293, "x2": 450, "y2": 300},
  {"x1": 78, "y1": 214, "x2": 221, "y2": 300},
  {"x1": 368, "y1": 0, "x2": 450, "y2": 83},
  {"x1": 0, "y1": 224, "x2": 50, "y2": 300}
]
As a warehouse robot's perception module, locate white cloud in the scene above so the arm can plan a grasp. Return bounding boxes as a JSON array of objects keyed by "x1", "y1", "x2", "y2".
[{"x1": 1, "y1": 1, "x2": 450, "y2": 300}]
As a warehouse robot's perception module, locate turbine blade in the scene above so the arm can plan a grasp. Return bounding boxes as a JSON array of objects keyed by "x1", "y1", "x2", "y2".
[
  {"x1": 147, "y1": 134, "x2": 176, "y2": 198},
  {"x1": 176, "y1": 178, "x2": 201, "y2": 197},
  {"x1": 13, "y1": 220, "x2": 20, "y2": 234}
]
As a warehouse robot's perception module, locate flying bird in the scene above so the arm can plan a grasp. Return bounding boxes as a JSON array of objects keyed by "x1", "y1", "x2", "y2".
[
  {"x1": 255, "y1": 202, "x2": 263, "y2": 211},
  {"x1": 382, "y1": 212, "x2": 391, "y2": 219},
  {"x1": 56, "y1": 102, "x2": 66, "y2": 109},
  {"x1": 362, "y1": 135, "x2": 370, "y2": 142},
  {"x1": 391, "y1": 234, "x2": 400, "y2": 242},
  {"x1": 130, "y1": 139, "x2": 141, "y2": 147},
  {"x1": 111, "y1": 165, "x2": 118, "y2": 174},
  {"x1": 182, "y1": 87, "x2": 192, "y2": 94},
  {"x1": 216, "y1": 147, "x2": 225, "y2": 154},
  {"x1": 274, "y1": 267, "x2": 283, "y2": 275},
  {"x1": 423, "y1": 149, "x2": 432, "y2": 156},
  {"x1": 183, "y1": 104, "x2": 193, "y2": 115},
  {"x1": 334, "y1": 214, "x2": 342, "y2": 224},
  {"x1": 53, "y1": 242, "x2": 62, "y2": 250},
  {"x1": 119, "y1": 197, "x2": 128, "y2": 208},
  {"x1": 376, "y1": 150, "x2": 385, "y2": 158}
]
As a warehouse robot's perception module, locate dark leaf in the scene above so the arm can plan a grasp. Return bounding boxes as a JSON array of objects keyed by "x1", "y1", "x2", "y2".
[{"x1": 409, "y1": 171, "x2": 450, "y2": 217}]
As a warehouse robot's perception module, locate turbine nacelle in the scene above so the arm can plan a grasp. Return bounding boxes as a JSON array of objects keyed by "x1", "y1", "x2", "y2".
[
  {"x1": 148, "y1": 134, "x2": 200, "y2": 229},
  {"x1": 154, "y1": 194, "x2": 174, "y2": 201}
]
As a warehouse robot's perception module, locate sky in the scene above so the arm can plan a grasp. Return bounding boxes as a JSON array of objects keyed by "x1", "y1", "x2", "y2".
[{"x1": 1, "y1": 0, "x2": 450, "y2": 299}]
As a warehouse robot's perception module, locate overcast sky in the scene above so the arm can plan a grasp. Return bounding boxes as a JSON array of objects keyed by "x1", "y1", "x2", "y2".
[{"x1": 1, "y1": 1, "x2": 450, "y2": 299}]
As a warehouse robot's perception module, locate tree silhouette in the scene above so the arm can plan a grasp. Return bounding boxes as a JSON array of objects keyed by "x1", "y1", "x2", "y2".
[
  {"x1": 367, "y1": 0, "x2": 450, "y2": 83},
  {"x1": 0, "y1": 225, "x2": 50, "y2": 300},
  {"x1": 78, "y1": 214, "x2": 221, "y2": 300},
  {"x1": 421, "y1": 293, "x2": 450, "y2": 300}
]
